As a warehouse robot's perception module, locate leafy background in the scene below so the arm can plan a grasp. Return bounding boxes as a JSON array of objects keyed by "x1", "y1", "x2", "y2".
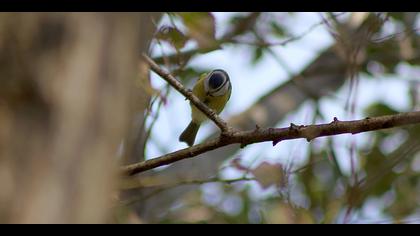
[{"x1": 119, "y1": 12, "x2": 420, "y2": 223}]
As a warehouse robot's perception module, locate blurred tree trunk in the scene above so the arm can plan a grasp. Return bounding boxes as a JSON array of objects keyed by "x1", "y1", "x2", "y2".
[
  {"x1": 123, "y1": 13, "x2": 162, "y2": 165},
  {"x1": 0, "y1": 12, "x2": 158, "y2": 223}
]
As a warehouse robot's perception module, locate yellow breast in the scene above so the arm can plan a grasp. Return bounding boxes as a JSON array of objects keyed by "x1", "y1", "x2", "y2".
[{"x1": 190, "y1": 74, "x2": 231, "y2": 124}]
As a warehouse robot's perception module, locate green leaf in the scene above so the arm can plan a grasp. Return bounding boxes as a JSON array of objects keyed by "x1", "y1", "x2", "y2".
[
  {"x1": 252, "y1": 47, "x2": 264, "y2": 65},
  {"x1": 362, "y1": 147, "x2": 397, "y2": 197},
  {"x1": 270, "y1": 21, "x2": 285, "y2": 37},
  {"x1": 364, "y1": 102, "x2": 398, "y2": 117},
  {"x1": 156, "y1": 26, "x2": 188, "y2": 50},
  {"x1": 178, "y1": 12, "x2": 217, "y2": 48},
  {"x1": 386, "y1": 176, "x2": 418, "y2": 217},
  {"x1": 387, "y1": 12, "x2": 405, "y2": 22}
]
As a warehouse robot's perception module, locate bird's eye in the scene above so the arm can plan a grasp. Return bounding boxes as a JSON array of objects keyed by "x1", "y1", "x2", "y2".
[{"x1": 208, "y1": 73, "x2": 225, "y2": 89}]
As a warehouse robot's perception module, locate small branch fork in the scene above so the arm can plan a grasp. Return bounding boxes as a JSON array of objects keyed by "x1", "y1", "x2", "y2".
[{"x1": 124, "y1": 55, "x2": 420, "y2": 176}]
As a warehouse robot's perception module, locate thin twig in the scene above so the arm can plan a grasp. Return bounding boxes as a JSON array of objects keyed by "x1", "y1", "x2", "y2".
[
  {"x1": 119, "y1": 177, "x2": 255, "y2": 206},
  {"x1": 231, "y1": 12, "x2": 348, "y2": 48},
  {"x1": 140, "y1": 85, "x2": 170, "y2": 158},
  {"x1": 370, "y1": 27, "x2": 420, "y2": 43}
]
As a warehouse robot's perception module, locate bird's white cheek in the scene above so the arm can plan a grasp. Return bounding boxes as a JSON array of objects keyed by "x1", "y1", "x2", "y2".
[
  {"x1": 211, "y1": 83, "x2": 229, "y2": 96},
  {"x1": 203, "y1": 79, "x2": 210, "y2": 94}
]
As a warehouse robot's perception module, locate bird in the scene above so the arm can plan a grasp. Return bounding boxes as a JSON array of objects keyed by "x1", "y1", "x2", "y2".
[{"x1": 179, "y1": 69, "x2": 232, "y2": 146}]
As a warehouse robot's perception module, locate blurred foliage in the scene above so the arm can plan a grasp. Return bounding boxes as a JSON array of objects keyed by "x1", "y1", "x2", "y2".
[
  {"x1": 178, "y1": 12, "x2": 217, "y2": 48},
  {"x1": 133, "y1": 12, "x2": 420, "y2": 224},
  {"x1": 156, "y1": 26, "x2": 188, "y2": 50}
]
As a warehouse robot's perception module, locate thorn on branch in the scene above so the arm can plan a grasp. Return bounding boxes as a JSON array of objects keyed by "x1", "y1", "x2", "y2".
[
  {"x1": 269, "y1": 127, "x2": 283, "y2": 146},
  {"x1": 289, "y1": 123, "x2": 302, "y2": 133},
  {"x1": 272, "y1": 139, "x2": 282, "y2": 146}
]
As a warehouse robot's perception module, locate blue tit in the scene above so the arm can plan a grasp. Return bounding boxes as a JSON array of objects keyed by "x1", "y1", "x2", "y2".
[{"x1": 179, "y1": 69, "x2": 232, "y2": 146}]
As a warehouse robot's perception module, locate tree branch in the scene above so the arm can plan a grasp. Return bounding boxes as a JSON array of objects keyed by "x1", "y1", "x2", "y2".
[
  {"x1": 119, "y1": 177, "x2": 255, "y2": 206},
  {"x1": 142, "y1": 54, "x2": 230, "y2": 132},
  {"x1": 121, "y1": 176, "x2": 255, "y2": 190},
  {"x1": 122, "y1": 111, "x2": 420, "y2": 176}
]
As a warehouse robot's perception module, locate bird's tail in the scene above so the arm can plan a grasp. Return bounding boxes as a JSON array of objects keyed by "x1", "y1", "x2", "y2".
[{"x1": 179, "y1": 121, "x2": 200, "y2": 146}]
